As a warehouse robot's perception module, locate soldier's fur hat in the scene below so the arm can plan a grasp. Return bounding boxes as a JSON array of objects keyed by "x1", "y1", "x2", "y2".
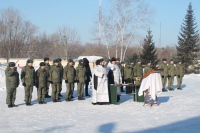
[
  {"x1": 162, "y1": 58, "x2": 167, "y2": 61},
  {"x1": 57, "y1": 58, "x2": 62, "y2": 62},
  {"x1": 8, "y1": 62, "x2": 15, "y2": 67},
  {"x1": 68, "y1": 59, "x2": 73, "y2": 63},
  {"x1": 40, "y1": 62, "x2": 45, "y2": 66},
  {"x1": 53, "y1": 59, "x2": 59, "y2": 63},
  {"x1": 27, "y1": 59, "x2": 33, "y2": 63}
]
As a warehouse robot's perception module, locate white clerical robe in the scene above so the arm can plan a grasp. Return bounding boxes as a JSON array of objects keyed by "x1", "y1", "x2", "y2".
[
  {"x1": 92, "y1": 65, "x2": 109, "y2": 103},
  {"x1": 106, "y1": 62, "x2": 122, "y2": 95}
]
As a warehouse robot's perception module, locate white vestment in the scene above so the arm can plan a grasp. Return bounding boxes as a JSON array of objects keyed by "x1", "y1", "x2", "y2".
[
  {"x1": 106, "y1": 62, "x2": 122, "y2": 94},
  {"x1": 92, "y1": 65, "x2": 109, "y2": 103}
]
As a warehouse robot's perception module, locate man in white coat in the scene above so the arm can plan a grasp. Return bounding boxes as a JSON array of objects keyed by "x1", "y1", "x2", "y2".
[
  {"x1": 92, "y1": 59, "x2": 109, "y2": 105},
  {"x1": 107, "y1": 57, "x2": 122, "y2": 102}
]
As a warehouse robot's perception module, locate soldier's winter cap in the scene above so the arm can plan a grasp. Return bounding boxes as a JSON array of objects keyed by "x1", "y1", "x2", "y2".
[
  {"x1": 170, "y1": 59, "x2": 174, "y2": 61},
  {"x1": 27, "y1": 59, "x2": 33, "y2": 63},
  {"x1": 53, "y1": 59, "x2": 59, "y2": 63},
  {"x1": 40, "y1": 62, "x2": 45, "y2": 66},
  {"x1": 111, "y1": 57, "x2": 116, "y2": 62},
  {"x1": 162, "y1": 58, "x2": 167, "y2": 61},
  {"x1": 8, "y1": 62, "x2": 15, "y2": 67},
  {"x1": 44, "y1": 57, "x2": 49, "y2": 61},
  {"x1": 137, "y1": 59, "x2": 142, "y2": 62},
  {"x1": 57, "y1": 58, "x2": 62, "y2": 62},
  {"x1": 79, "y1": 59, "x2": 83, "y2": 63},
  {"x1": 68, "y1": 59, "x2": 73, "y2": 63},
  {"x1": 125, "y1": 62, "x2": 130, "y2": 65},
  {"x1": 116, "y1": 58, "x2": 120, "y2": 61}
]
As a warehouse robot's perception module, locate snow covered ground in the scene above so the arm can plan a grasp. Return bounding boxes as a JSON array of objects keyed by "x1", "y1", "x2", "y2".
[{"x1": 0, "y1": 66, "x2": 200, "y2": 133}]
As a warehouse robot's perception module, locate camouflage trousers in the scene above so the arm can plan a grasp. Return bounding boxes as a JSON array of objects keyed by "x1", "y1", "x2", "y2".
[
  {"x1": 25, "y1": 85, "x2": 33, "y2": 103},
  {"x1": 37, "y1": 86, "x2": 46, "y2": 102},
  {"x1": 66, "y1": 83, "x2": 74, "y2": 99},
  {"x1": 77, "y1": 82, "x2": 84, "y2": 97},
  {"x1": 161, "y1": 76, "x2": 168, "y2": 88},
  {"x1": 6, "y1": 87, "x2": 16, "y2": 105},
  {"x1": 52, "y1": 82, "x2": 61, "y2": 101},
  {"x1": 168, "y1": 76, "x2": 174, "y2": 89},
  {"x1": 177, "y1": 76, "x2": 183, "y2": 88}
]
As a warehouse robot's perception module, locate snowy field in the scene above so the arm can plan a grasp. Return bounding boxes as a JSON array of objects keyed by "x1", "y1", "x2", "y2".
[{"x1": 0, "y1": 66, "x2": 200, "y2": 133}]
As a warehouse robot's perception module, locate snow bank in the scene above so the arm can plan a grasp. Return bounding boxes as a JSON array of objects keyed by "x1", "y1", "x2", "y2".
[{"x1": 0, "y1": 66, "x2": 6, "y2": 91}]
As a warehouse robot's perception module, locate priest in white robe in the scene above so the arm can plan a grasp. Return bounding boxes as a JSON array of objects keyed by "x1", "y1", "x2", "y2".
[
  {"x1": 107, "y1": 57, "x2": 122, "y2": 102},
  {"x1": 92, "y1": 59, "x2": 109, "y2": 105}
]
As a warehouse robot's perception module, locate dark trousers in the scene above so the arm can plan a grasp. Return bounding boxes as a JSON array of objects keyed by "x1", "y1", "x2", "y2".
[
  {"x1": 121, "y1": 77, "x2": 124, "y2": 91},
  {"x1": 85, "y1": 82, "x2": 89, "y2": 95}
]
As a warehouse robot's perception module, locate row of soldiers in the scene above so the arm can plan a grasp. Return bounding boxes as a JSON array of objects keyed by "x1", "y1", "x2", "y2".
[
  {"x1": 5, "y1": 57, "x2": 92, "y2": 108},
  {"x1": 116, "y1": 58, "x2": 184, "y2": 93}
]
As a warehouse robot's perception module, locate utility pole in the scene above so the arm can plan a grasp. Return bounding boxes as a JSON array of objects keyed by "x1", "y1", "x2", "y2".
[{"x1": 99, "y1": 0, "x2": 102, "y2": 45}]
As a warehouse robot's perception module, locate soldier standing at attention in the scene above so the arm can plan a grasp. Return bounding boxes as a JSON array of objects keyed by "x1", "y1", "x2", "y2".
[
  {"x1": 76, "y1": 59, "x2": 86, "y2": 100},
  {"x1": 130, "y1": 61, "x2": 135, "y2": 84},
  {"x1": 168, "y1": 59, "x2": 176, "y2": 91},
  {"x1": 176, "y1": 60, "x2": 185, "y2": 90},
  {"x1": 49, "y1": 59, "x2": 62, "y2": 102},
  {"x1": 5, "y1": 62, "x2": 19, "y2": 108},
  {"x1": 63, "y1": 59, "x2": 76, "y2": 101},
  {"x1": 143, "y1": 61, "x2": 152, "y2": 75},
  {"x1": 124, "y1": 62, "x2": 134, "y2": 94},
  {"x1": 58, "y1": 58, "x2": 64, "y2": 97},
  {"x1": 158, "y1": 58, "x2": 168, "y2": 92},
  {"x1": 36, "y1": 62, "x2": 48, "y2": 104},
  {"x1": 120, "y1": 62, "x2": 125, "y2": 92},
  {"x1": 44, "y1": 57, "x2": 51, "y2": 98},
  {"x1": 21, "y1": 59, "x2": 36, "y2": 106},
  {"x1": 133, "y1": 59, "x2": 143, "y2": 87}
]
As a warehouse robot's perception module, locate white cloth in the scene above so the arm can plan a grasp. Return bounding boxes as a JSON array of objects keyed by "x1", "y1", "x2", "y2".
[
  {"x1": 106, "y1": 62, "x2": 122, "y2": 94},
  {"x1": 138, "y1": 73, "x2": 162, "y2": 100},
  {"x1": 92, "y1": 65, "x2": 109, "y2": 103}
]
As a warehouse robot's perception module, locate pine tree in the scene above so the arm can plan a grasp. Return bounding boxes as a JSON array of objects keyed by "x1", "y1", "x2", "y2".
[
  {"x1": 140, "y1": 29, "x2": 159, "y2": 67},
  {"x1": 176, "y1": 3, "x2": 199, "y2": 68}
]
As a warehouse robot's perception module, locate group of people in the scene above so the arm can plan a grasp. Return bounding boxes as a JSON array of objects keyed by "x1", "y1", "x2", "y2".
[{"x1": 5, "y1": 56, "x2": 184, "y2": 108}]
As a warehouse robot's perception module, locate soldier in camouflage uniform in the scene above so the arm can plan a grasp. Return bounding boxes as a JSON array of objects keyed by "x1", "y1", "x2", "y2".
[
  {"x1": 120, "y1": 62, "x2": 125, "y2": 92},
  {"x1": 124, "y1": 62, "x2": 133, "y2": 94},
  {"x1": 176, "y1": 60, "x2": 185, "y2": 90},
  {"x1": 44, "y1": 57, "x2": 51, "y2": 98},
  {"x1": 5, "y1": 62, "x2": 19, "y2": 108},
  {"x1": 49, "y1": 59, "x2": 62, "y2": 102},
  {"x1": 133, "y1": 59, "x2": 143, "y2": 86},
  {"x1": 158, "y1": 58, "x2": 168, "y2": 92},
  {"x1": 143, "y1": 61, "x2": 152, "y2": 75},
  {"x1": 21, "y1": 59, "x2": 36, "y2": 106},
  {"x1": 36, "y1": 62, "x2": 48, "y2": 104},
  {"x1": 57, "y1": 58, "x2": 64, "y2": 97},
  {"x1": 76, "y1": 59, "x2": 86, "y2": 100},
  {"x1": 63, "y1": 59, "x2": 76, "y2": 101},
  {"x1": 168, "y1": 59, "x2": 176, "y2": 91}
]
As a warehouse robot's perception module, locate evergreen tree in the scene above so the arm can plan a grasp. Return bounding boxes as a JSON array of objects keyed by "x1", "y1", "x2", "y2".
[
  {"x1": 140, "y1": 29, "x2": 159, "y2": 67},
  {"x1": 176, "y1": 3, "x2": 199, "y2": 68}
]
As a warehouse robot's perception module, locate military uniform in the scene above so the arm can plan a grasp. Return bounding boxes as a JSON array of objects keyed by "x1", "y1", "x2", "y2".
[
  {"x1": 158, "y1": 59, "x2": 168, "y2": 92},
  {"x1": 49, "y1": 59, "x2": 62, "y2": 102},
  {"x1": 76, "y1": 60, "x2": 86, "y2": 100},
  {"x1": 57, "y1": 58, "x2": 64, "y2": 96},
  {"x1": 143, "y1": 65, "x2": 152, "y2": 75},
  {"x1": 21, "y1": 59, "x2": 36, "y2": 105},
  {"x1": 5, "y1": 62, "x2": 19, "y2": 108},
  {"x1": 176, "y1": 62, "x2": 184, "y2": 89},
  {"x1": 133, "y1": 63, "x2": 143, "y2": 86},
  {"x1": 44, "y1": 57, "x2": 51, "y2": 97},
  {"x1": 36, "y1": 62, "x2": 48, "y2": 104},
  {"x1": 124, "y1": 63, "x2": 133, "y2": 93},
  {"x1": 168, "y1": 62, "x2": 176, "y2": 91},
  {"x1": 63, "y1": 59, "x2": 76, "y2": 101},
  {"x1": 83, "y1": 58, "x2": 92, "y2": 96}
]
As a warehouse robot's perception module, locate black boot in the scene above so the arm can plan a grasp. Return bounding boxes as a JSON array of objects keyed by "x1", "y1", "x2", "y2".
[
  {"x1": 12, "y1": 104, "x2": 18, "y2": 107},
  {"x1": 121, "y1": 88, "x2": 125, "y2": 92},
  {"x1": 177, "y1": 88, "x2": 182, "y2": 90},
  {"x1": 162, "y1": 88, "x2": 167, "y2": 92},
  {"x1": 71, "y1": 96, "x2": 74, "y2": 99},
  {"x1": 59, "y1": 93, "x2": 62, "y2": 97},
  {"x1": 45, "y1": 94, "x2": 51, "y2": 98},
  {"x1": 117, "y1": 95, "x2": 120, "y2": 102},
  {"x1": 42, "y1": 101, "x2": 46, "y2": 104},
  {"x1": 53, "y1": 100, "x2": 56, "y2": 103},
  {"x1": 8, "y1": 105, "x2": 12, "y2": 108}
]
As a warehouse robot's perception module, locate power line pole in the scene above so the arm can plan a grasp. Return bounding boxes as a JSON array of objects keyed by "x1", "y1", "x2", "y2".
[{"x1": 99, "y1": 0, "x2": 102, "y2": 45}]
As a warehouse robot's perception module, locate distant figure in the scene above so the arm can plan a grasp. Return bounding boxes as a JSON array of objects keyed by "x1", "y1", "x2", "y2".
[
  {"x1": 83, "y1": 58, "x2": 92, "y2": 97},
  {"x1": 76, "y1": 59, "x2": 86, "y2": 100},
  {"x1": 124, "y1": 62, "x2": 134, "y2": 94},
  {"x1": 176, "y1": 60, "x2": 185, "y2": 90},
  {"x1": 158, "y1": 58, "x2": 168, "y2": 92},
  {"x1": 57, "y1": 58, "x2": 64, "y2": 97},
  {"x1": 44, "y1": 57, "x2": 51, "y2": 98},
  {"x1": 5, "y1": 62, "x2": 19, "y2": 108},
  {"x1": 63, "y1": 59, "x2": 76, "y2": 101},
  {"x1": 107, "y1": 57, "x2": 122, "y2": 102},
  {"x1": 21, "y1": 59, "x2": 36, "y2": 106},
  {"x1": 168, "y1": 59, "x2": 176, "y2": 91},
  {"x1": 36, "y1": 62, "x2": 48, "y2": 104},
  {"x1": 92, "y1": 59, "x2": 109, "y2": 105},
  {"x1": 143, "y1": 61, "x2": 152, "y2": 75},
  {"x1": 49, "y1": 59, "x2": 62, "y2": 102}
]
